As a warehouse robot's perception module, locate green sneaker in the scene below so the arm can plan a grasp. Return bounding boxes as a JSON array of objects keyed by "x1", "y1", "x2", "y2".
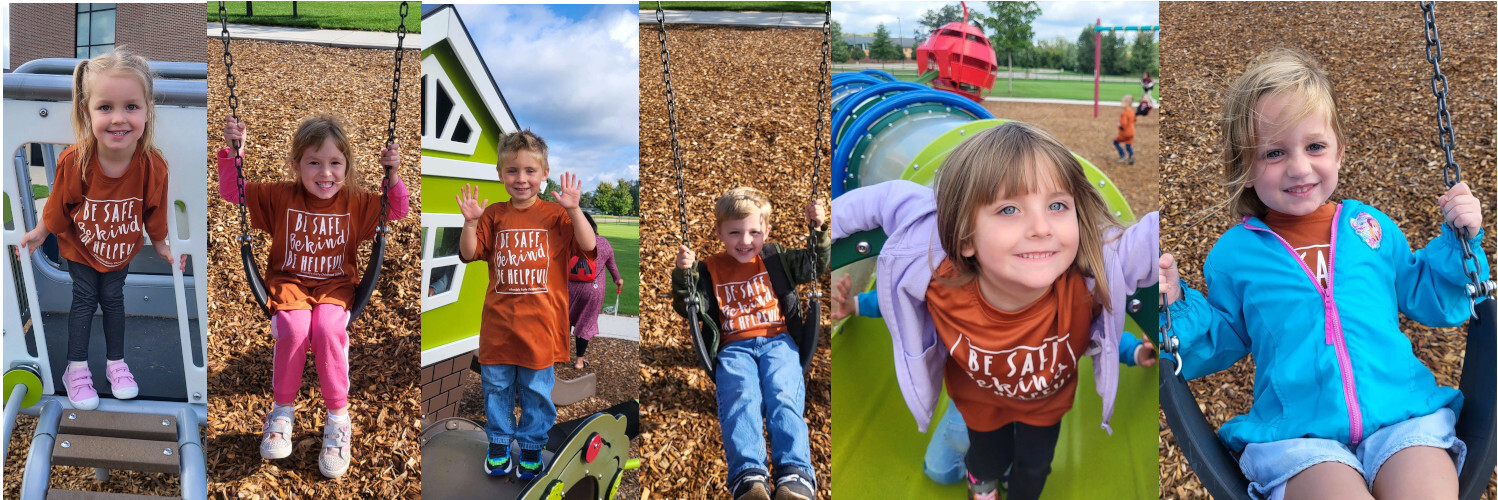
[
  {"x1": 516, "y1": 448, "x2": 543, "y2": 480},
  {"x1": 484, "y1": 442, "x2": 512, "y2": 476}
]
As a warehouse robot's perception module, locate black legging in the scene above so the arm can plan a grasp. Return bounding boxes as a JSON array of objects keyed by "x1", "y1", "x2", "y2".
[
  {"x1": 66, "y1": 259, "x2": 129, "y2": 362},
  {"x1": 575, "y1": 336, "x2": 589, "y2": 358},
  {"x1": 966, "y1": 421, "x2": 1062, "y2": 500}
]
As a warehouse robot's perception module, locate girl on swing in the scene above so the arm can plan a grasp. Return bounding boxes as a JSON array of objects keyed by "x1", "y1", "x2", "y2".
[
  {"x1": 218, "y1": 114, "x2": 409, "y2": 478},
  {"x1": 1160, "y1": 49, "x2": 1485, "y2": 500},
  {"x1": 832, "y1": 121, "x2": 1159, "y2": 500}
]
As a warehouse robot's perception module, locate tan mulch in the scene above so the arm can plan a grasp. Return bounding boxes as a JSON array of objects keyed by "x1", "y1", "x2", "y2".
[
  {"x1": 454, "y1": 335, "x2": 643, "y2": 499},
  {"x1": 1159, "y1": 3, "x2": 1496, "y2": 499},
  {"x1": 639, "y1": 25, "x2": 832, "y2": 499},
  {"x1": 982, "y1": 100, "x2": 1160, "y2": 215},
  {"x1": 204, "y1": 39, "x2": 422, "y2": 498}
]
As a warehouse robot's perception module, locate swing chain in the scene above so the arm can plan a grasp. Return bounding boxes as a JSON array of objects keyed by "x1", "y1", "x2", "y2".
[
  {"x1": 1160, "y1": 291, "x2": 1182, "y2": 377},
  {"x1": 656, "y1": 2, "x2": 696, "y2": 303},
  {"x1": 1420, "y1": 1, "x2": 1495, "y2": 309},
  {"x1": 807, "y1": 1, "x2": 830, "y2": 301},
  {"x1": 377, "y1": 1, "x2": 409, "y2": 233},
  {"x1": 217, "y1": 2, "x2": 250, "y2": 243}
]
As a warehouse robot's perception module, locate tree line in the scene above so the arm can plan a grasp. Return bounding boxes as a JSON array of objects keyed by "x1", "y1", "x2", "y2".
[{"x1": 537, "y1": 178, "x2": 640, "y2": 216}]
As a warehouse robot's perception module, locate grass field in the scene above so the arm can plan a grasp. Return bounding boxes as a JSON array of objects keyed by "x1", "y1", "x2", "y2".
[
  {"x1": 643, "y1": 2, "x2": 824, "y2": 13},
  {"x1": 598, "y1": 222, "x2": 640, "y2": 316},
  {"x1": 209, "y1": 1, "x2": 421, "y2": 33},
  {"x1": 880, "y1": 70, "x2": 1157, "y2": 102}
]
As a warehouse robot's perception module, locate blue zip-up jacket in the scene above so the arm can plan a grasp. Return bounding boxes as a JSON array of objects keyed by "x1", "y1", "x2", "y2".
[{"x1": 1165, "y1": 200, "x2": 1488, "y2": 453}]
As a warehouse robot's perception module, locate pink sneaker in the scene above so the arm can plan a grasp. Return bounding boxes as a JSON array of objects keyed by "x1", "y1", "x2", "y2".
[
  {"x1": 63, "y1": 364, "x2": 99, "y2": 410},
  {"x1": 105, "y1": 360, "x2": 138, "y2": 399}
]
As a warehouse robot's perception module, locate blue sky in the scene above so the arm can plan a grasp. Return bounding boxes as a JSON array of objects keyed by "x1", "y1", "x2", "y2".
[
  {"x1": 835, "y1": 2, "x2": 1158, "y2": 44},
  {"x1": 449, "y1": 4, "x2": 640, "y2": 191}
]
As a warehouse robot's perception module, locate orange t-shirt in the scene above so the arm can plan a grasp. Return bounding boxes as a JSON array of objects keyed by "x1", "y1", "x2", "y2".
[
  {"x1": 42, "y1": 145, "x2": 170, "y2": 273},
  {"x1": 244, "y1": 181, "x2": 384, "y2": 312},
  {"x1": 1116, "y1": 108, "x2": 1137, "y2": 144},
  {"x1": 1264, "y1": 202, "x2": 1338, "y2": 290},
  {"x1": 464, "y1": 200, "x2": 596, "y2": 369},
  {"x1": 702, "y1": 252, "x2": 787, "y2": 345},
  {"x1": 928, "y1": 262, "x2": 1096, "y2": 432}
]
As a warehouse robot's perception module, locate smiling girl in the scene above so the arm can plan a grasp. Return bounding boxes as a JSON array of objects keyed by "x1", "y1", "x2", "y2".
[
  {"x1": 19, "y1": 50, "x2": 182, "y2": 411},
  {"x1": 217, "y1": 114, "x2": 409, "y2": 478},
  {"x1": 832, "y1": 122, "x2": 1159, "y2": 500}
]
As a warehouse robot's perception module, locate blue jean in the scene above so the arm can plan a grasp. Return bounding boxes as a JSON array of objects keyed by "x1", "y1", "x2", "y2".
[
  {"x1": 923, "y1": 400, "x2": 970, "y2": 485},
  {"x1": 716, "y1": 333, "x2": 813, "y2": 481},
  {"x1": 480, "y1": 363, "x2": 555, "y2": 451}
]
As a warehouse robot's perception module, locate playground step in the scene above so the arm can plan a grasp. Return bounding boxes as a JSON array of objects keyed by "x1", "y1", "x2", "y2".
[
  {"x1": 46, "y1": 490, "x2": 175, "y2": 500},
  {"x1": 52, "y1": 434, "x2": 181, "y2": 474},
  {"x1": 57, "y1": 410, "x2": 178, "y2": 441}
]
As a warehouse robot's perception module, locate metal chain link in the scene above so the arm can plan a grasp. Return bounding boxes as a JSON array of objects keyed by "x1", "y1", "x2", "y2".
[
  {"x1": 218, "y1": 2, "x2": 250, "y2": 243},
  {"x1": 807, "y1": 1, "x2": 831, "y2": 300},
  {"x1": 1420, "y1": 1, "x2": 1495, "y2": 310},
  {"x1": 377, "y1": 2, "x2": 409, "y2": 233},
  {"x1": 657, "y1": 3, "x2": 696, "y2": 301}
]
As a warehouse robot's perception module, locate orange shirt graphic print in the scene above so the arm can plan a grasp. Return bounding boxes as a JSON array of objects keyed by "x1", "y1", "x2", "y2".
[
  {"x1": 714, "y1": 272, "x2": 783, "y2": 333},
  {"x1": 952, "y1": 332, "x2": 1079, "y2": 401},
  {"x1": 281, "y1": 209, "x2": 350, "y2": 280},
  {"x1": 74, "y1": 196, "x2": 144, "y2": 269},
  {"x1": 490, "y1": 229, "x2": 550, "y2": 295}
]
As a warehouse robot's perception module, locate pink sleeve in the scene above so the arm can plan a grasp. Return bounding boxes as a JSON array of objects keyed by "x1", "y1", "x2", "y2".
[
  {"x1": 384, "y1": 175, "x2": 410, "y2": 221},
  {"x1": 217, "y1": 148, "x2": 243, "y2": 204}
]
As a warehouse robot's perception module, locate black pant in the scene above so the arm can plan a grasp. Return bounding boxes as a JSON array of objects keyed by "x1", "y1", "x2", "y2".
[
  {"x1": 66, "y1": 260, "x2": 128, "y2": 362},
  {"x1": 575, "y1": 336, "x2": 589, "y2": 358},
  {"x1": 966, "y1": 421, "x2": 1062, "y2": 500}
]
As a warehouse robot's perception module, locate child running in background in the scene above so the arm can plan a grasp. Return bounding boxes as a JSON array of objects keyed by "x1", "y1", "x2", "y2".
[
  {"x1": 455, "y1": 130, "x2": 596, "y2": 481},
  {"x1": 1160, "y1": 48, "x2": 1484, "y2": 500},
  {"x1": 671, "y1": 187, "x2": 828, "y2": 500},
  {"x1": 832, "y1": 122, "x2": 1159, "y2": 500},
  {"x1": 219, "y1": 114, "x2": 408, "y2": 478},
  {"x1": 19, "y1": 50, "x2": 184, "y2": 411},
  {"x1": 1115, "y1": 95, "x2": 1137, "y2": 165}
]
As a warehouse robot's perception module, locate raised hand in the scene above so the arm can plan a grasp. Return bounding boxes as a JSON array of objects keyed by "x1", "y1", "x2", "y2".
[
  {"x1": 676, "y1": 245, "x2": 695, "y2": 270},
  {"x1": 805, "y1": 198, "x2": 827, "y2": 229},
  {"x1": 224, "y1": 116, "x2": 247, "y2": 157},
  {"x1": 1439, "y1": 181, "x2": 1482, "y2": 237},
  {"x1": 554, "y1": 172, "x2": 583, "y2": 210},
  {"x1": 831, "y1": 273, "x2": 857, "y2": 320},
  {"x1": 378, "y1": 141, "x2": 401, "y2": 173},
  {"x1": 1159, "y1": 253, "x2": 1182, "y2": 306},
  {"x1": 456, "y1": 183, "x2": 488, "y2": 222}
]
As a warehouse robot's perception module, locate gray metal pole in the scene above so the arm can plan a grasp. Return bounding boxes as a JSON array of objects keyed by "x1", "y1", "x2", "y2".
[
  {"x1": 177, "y1": 405, "x2": 206, "y2": 500},
  {"x1": 20, "y1": 398, "x2": 61, "y2": 500},
  {"x1": 2, "y1": 383, "x2": 27, "y2": 458}
]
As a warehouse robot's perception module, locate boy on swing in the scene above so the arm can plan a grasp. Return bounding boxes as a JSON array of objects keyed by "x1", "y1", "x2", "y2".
[
  {"x1": 456, "y1": 130, "x2": 596, "y2": 480},
  {"x1": 672, "y1": 187, "x2": 829, "y2": 500}
]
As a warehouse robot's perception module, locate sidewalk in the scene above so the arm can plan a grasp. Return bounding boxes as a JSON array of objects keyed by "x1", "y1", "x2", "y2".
[
  {"x1": 595, "y1": 314, "x2": 640, "y2": 342},
  {"x1": 639, "y1": 10, "x2": 825, "y2": 29},
  {"x1": 207, "y1": 23, "x2": 420, "y2": 50}
]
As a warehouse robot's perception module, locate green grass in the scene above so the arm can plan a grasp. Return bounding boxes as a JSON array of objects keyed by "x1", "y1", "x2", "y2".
[
  {"x1": 885, "y1": 71, "x2": 1157, "y2": 102},
  {"x1": 643, "y1": 2, "x2": 825, "y2": 13},
  {"x1": 210, "y1": 2, "x2": 421, "y2": 33},
  {"x1": 597, "y1": 222, "x2": 640, "y2": 316}
]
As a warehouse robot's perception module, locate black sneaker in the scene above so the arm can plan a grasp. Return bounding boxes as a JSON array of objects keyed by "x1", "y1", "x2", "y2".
[
  {"x1": 516, "y1": 448, "x2": 544, "y2": 481},
  {"x1": 772, "y1": 466, "x2": 815, "y2": 500},
  {"x1": 729, "y1": 468, "x2": 771, "y2": 500},
  {"x1": 967, "y1": 472, "x2": 999, "y2": 500},
  {"x1": 484, "y1": 442, "x2": 512, "y2": 476}
]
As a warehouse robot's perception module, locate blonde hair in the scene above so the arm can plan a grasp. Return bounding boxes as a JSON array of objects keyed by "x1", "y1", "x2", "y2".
[
  {"x1": 934, "y1": 121, "x2": 1122, "y2": 309},
  {"x1": 498, "y1": 129, "x2": 550, "y2": 171},
  {"x1": 286, "y1": 114, "x2": 362, "y2": 191},
  {"x1": 70, "y1": 49, "x2": 159, "y2": 177},
  {"x1": 714, "y1": 186, "x2": 772, "y2": 226},
  {"x1": 1220, "y1": 48, "x2": 1345, "y2": 218}
]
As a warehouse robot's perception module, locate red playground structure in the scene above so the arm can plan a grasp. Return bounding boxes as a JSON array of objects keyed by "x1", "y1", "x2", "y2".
[{"x1": 915, "y1": 2, "x2": 996, "y2": 103}]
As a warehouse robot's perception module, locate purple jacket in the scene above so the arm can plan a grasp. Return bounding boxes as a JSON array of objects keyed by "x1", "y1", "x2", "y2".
[{"x1": 832, "y1": 180, "x2": 1158, "y2": 432}]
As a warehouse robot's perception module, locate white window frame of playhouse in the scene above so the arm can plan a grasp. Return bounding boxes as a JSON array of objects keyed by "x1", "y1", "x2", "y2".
[
  {"x1": 421, "y1": 56, "x2": 482, "y2": 157},
  {"x1": 421, "y1": 212, "x2": 468, "y2": 312}
]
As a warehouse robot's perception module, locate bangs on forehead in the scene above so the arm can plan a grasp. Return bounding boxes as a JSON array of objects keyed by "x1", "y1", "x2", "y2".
[
  {"x1": 978, "y1": 147, "x2": 1072, "y2": 204},
  {"x1": 1252, "y1": 89, "x2": 1337, "y2": 145}
]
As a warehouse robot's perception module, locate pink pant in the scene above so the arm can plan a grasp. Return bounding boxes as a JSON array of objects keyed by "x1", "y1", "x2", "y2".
[{"x1": 271, "y1": 304, "x2": 350, "y2": 410}]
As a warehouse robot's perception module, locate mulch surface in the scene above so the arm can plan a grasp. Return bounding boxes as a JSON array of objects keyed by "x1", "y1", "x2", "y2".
[
  {"x1": 982, "y1": 101, "x2": 1160, "y2": 215},
  {"x1": 455, "y1": 335, "x2": 642, "y2": 499},
  {"x1": 639, "y1": 25, "x2": 833, "y2": 499},
  {"x1": 204, "y1": 39, "x2": 423, "y2": 498},
  {"x1": 1159, "y1": 3, "x2": 1496, "y2": 499}
]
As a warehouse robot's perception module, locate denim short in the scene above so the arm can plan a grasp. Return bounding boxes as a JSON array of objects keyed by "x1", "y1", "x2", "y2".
[{"x1": 1238, "y1": 408, "x2": 1464, "y2": 500}]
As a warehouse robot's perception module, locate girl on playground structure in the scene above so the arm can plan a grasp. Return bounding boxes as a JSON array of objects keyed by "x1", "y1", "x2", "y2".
[
  {"x1": 831, "y1": 121, "x2": 1159, "y2": 500},
  {"x1": 1160, "y1": 49, "x2": 1485, "y2": 500},
  {"x1": 218, "y1": 114, "x2": 409, "y2": 478},
  {"x1": 19, "y1": 50, "x2": 183, "y2": 412}
]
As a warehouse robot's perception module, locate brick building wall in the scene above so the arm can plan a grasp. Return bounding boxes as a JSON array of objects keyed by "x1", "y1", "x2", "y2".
[
  {"x1": 421, "y1": 350, "x2": 476, "y2": 423},
  {"x1": 8, "y1": 3, "x2": 205, "y2": 70}
]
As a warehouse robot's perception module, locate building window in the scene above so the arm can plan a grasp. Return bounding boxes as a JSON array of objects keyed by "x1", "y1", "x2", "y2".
[
  {"x1": 76, "y1": 4, "x2": 116, "y2": 59},
  {"x1": 420, "y1": 56, "x2": 483, "y2": 156},
  {"x1": 421, "y1": 213, "x2": 468, "y2": 311}
]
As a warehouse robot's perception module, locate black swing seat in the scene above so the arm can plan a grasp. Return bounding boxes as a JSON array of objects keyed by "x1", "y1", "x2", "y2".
[
  {"x1": 1161, "y1": 298, "x2": 1496, "y2": 500},
  {"x1": 239, "y1": 227, "x2": 386, "y2": 328},
  {"x1": 683, "y1": 243, "x2": 821, "y2": 383}
]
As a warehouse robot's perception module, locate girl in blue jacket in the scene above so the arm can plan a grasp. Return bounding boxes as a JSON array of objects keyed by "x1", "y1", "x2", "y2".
[{"x1": 1160, "y1": 49, "x2": 1488, "y2": 500}]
